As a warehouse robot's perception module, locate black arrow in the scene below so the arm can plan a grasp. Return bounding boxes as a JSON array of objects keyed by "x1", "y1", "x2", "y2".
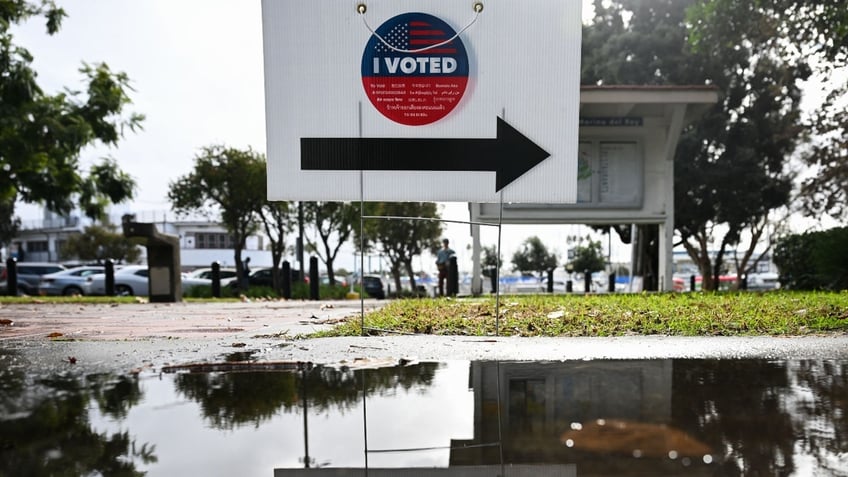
[{"x1": 301, "y1": 117, "x2": 550, "y2": 192}]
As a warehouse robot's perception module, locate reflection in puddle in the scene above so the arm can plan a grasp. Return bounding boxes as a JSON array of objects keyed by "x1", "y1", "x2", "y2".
[{"x1": 1, "y1": 358, "x2": 847, "y2": 475}]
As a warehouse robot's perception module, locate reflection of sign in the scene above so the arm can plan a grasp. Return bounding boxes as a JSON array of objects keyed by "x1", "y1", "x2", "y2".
[
  {"x1": 579, "y1": 117, "x2": 643, "y2": 127},
  {"x1": 361, "y1": 12, "x2": 469, "y2": 126}
]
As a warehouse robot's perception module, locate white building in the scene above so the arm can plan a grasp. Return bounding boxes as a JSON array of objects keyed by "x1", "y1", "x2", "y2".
[{"x1": 9, "y1": 209, "x2": 274, "y2": 271}]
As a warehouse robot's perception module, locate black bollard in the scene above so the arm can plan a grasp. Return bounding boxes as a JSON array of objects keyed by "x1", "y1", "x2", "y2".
[
  {"x1": 105, "y1": 259, "x2": 115, "y2": 296},
  {"x1": 584, "y1": 269, "x2": 591, "y2": 294},
  {"x1": 211, "y1": 261, "x2": 221, "y2": 298},
  {"x1": 489, "y1": 267, "x2": 498, "y2": 294},
  {"x1": 447, "y1": 256, "x2": 459, "y2": 296},
  {"x1": 741, "y1": 274, "x2": 748, "y2": 291},
  {"x1": 608, "y1": 272, "x2": 616, "y2": 293},
  {"x1": 309, "y1": 256, "x2": 319, "y2": 300},
  {"x1": 690, "y1": 275, "x2": 696, "y2": 292},
  {"x1": 5, "y1": 258, "x2": 17, "y2": 296},
  {"x1": 281, "y1": 261, "x2": 292, "y2": 299},
  {"x1": 547, "y1": 268, "x2": 554, "y2": 293}
]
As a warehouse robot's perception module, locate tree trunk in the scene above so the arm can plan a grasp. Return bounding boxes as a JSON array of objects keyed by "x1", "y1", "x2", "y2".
[
  {"x1": 682, "y1": 229, "x2": 715, "y2": 291},
  {"x1": 270, "y1": 248, "x2": 283, "y2": 294},
  {"x1": 326, "y1": 256, "x2": 335, "y2": 286},
  {"x1": 404, "y1": 259, "x2": 417, "y2": 295},
  {"x1": 391, "y1": 264, "x2": 402, "y2": 296},
  {"x1": 632, "y1": 225, "x2": 659, "y2": 291}
]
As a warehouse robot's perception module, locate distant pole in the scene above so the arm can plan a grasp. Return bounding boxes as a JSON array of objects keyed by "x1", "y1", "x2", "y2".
[
  {"x1": 5, "y1": 258, "x2": 17, "y2": 296},
  {"x1": 309, "y1": 256, "x2": 319, "y2": 300},
  {"x1": 282, "y1": 260, "x2": 292, "y2": 299},
  {"x1": 547, "y1": 268, "x2": 554, "y2": 293},
  {"x1": 211, "y1": 261, "x2": 221, "y2": 298},
  {"x1": 298, "y1": 202, "x2": 305, "y2": 283},
  {"x1": 105, "y1": 259, "x2": 115, "y2": 296},
  {"x1": 448, "y1": 256, "x2": 459, "y2": 296}
]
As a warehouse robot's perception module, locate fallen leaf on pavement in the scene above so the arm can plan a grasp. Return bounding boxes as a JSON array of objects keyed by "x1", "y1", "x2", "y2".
[
  {"x1": 47, "y1": 332, "x2": 64, "y2": 338},
  {"x1": 0, "y1": 319, "x2": 13, "y2": 326}
]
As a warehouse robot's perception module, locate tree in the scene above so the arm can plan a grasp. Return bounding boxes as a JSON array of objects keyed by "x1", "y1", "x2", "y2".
[
  {"x1": 511, "y1": 236, "x2": 557, "y2": 278},
  {"x1": 0, "y1": 201, "x2": 20, "y2": 253},
  {"x1": 684, "y1": 0, "x2": 848, "y2": 220},
  {"x1": 61, "y1": 225, "x2": 142, "y2": 264},
  {"x1": 358, "y1": 202, "x2": 442, "y2": 294},
  {"x1": 481, "y1": 244, "x2": 501, "y2": 277},
  {"x1": 0, "y1": 1, "x2": 143, "y2": 253},
  {"x1": 256, "y1": 200, "x2": 294, "y2": 293},
  {"x1": 583, "y1": 0, "x2": 804, "y2": 290},
  {"x1": 303, "y1": 202, "x2": 358, "y2": 286},
  {"x1": 569, "y1": 240, "x2": 606, "y2": 275},
  {"x1": 168, "y1": 146, "x2": 265, "y2": 284}
]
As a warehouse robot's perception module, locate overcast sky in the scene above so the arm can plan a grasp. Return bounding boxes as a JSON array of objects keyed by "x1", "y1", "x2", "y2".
[{"x1": 15, "y1": 0, "x2": 267, "y2": 215}]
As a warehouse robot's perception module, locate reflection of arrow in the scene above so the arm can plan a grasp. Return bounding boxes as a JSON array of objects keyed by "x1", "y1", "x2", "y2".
[{"x1": 301, "y1": 117, "x2": 550, "y2": 191}]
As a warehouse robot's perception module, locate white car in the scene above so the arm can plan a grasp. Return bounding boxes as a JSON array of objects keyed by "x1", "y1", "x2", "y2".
[
  {"x1": 186, "y1": 267, "x2": 239, "y2": 286},
  {"x1": 747, "y1": 272, "x2": 781, "y2": 291},
  {"x1": 38, "y1": 265, "x2": 105, "y2": 296},
  {"x1": 85, "y1": 265, "x2": 212, "y2": 296}
]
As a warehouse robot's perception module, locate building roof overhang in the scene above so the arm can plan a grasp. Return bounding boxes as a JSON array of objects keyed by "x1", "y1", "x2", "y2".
[{"x1": 580, "y1": 85, "x2": 720, "y2": 126}]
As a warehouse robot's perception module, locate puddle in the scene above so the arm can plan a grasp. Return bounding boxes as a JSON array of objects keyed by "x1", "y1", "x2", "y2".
[{"x1": 1, "y1": 358, "x2": 847, "y2": 475}]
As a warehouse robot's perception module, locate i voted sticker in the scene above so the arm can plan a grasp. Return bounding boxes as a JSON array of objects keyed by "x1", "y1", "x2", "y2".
[{"x1": 361, "y1": 12, "x2": 469, "y2": 126}]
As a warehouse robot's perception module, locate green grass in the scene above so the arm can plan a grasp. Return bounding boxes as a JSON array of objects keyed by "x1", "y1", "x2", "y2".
[
  {"x1": 317, "y1": 291, "x2": 848, "y2": 337},
  {"x1": 4, "y1": 291, "x2": 847, "y2": 337}
]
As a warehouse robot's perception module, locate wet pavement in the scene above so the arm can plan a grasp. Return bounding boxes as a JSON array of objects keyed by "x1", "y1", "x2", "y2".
[
  {"x1": 3, "y1": 300, "x2": 848, "y2": 374},
  {"x1": 5, "y1": 301, "x2": 848, "y2": 475}
]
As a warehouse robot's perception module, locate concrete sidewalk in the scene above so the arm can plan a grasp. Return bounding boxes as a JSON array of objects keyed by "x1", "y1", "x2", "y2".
[
  {"x1": 3, "y1": 300, "x2": 848, "y2": 375},
  {"x1": 0, "y1": 300, "x2": 372, "y2": 341}
]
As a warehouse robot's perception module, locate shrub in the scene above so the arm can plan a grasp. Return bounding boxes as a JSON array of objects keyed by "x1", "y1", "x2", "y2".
[{"x1": 773, "y1": 227, "x2": 848, "y2": 290}]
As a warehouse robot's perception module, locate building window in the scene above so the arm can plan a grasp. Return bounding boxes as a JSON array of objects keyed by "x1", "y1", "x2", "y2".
[
  {"x1": 26, "y1": 240, "x2": 49, "y2": 253},
  {"x1": 195, "y1": 233, "x2": 235, "y2": 249}
]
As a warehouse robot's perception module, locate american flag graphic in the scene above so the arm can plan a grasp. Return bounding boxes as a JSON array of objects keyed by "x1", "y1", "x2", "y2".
[
  {"x1": 374, "y1": 20, "x2": 457, "y2": 55},
  {"x1": 361, "y1": 12, "x2": 469, "y2": 125}
]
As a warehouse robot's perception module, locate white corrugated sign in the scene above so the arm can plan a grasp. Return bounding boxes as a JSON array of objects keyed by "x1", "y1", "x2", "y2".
[{"x1": 262, "y1": 0, "x2": 581, "y2": 202}]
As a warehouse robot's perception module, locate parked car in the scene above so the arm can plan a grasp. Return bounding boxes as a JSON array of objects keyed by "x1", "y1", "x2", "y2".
[
  {"x1": 746, "y1": 272, "x2": 780, "y2": 291},
  {"x1": 308, "y1": 273, "x2": 348, "y2": 287},
  {"x1": 85, "y1": 265, "x2": 212, "y2": 296},
  {"x1": 186, "y1": 267, "x2": 239, "y2": 286},
  {"x1": 0, "y1": 262, "x2": 66, "y2": 295},
  {"x1": 229, "y1": 267, "x2": 275, "y2": 291},
  {"x1": 361, "y1": 274, "x2": 386, "y2": 299},
  {"x1": 38, "y1": 265, "x2": 105, "y2": 296}
]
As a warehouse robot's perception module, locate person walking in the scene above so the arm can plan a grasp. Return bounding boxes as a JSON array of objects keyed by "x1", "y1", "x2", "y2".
[
  {"x1": 241, "y1": 257, "x2": 251, "y2": 290},
  {"x1": 436, "y1": 238, "x2": 455, "y2": 297}
]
